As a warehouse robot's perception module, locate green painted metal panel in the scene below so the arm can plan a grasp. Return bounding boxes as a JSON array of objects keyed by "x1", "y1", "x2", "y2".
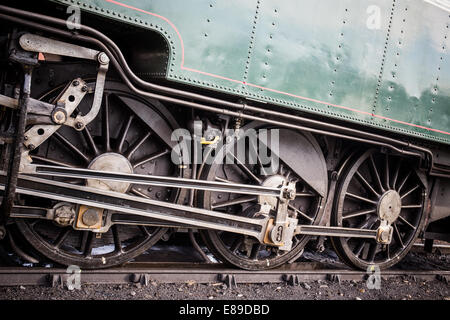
[{"x1": 53, "y1": 0, "x2": 450, "y2": 145}]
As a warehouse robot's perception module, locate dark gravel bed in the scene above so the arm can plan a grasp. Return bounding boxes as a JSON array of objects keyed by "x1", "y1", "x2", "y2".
[
  {"x1": 0, "y1": 242, "x2": 448, "y2": 300},
  {"x1": 0, "y1": 276, "x2": 448, "y2": 300}
]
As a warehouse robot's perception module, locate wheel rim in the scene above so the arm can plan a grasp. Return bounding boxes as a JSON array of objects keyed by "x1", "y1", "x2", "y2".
[
  {"x1": 332, "y1": 149, "x2": 425, "y2": 269},
  {"x1": 15, "y1": 81, "x2": 179, "y2": 268},
  {"x1": 200, "y1": 127, "x2": 325, "y2": 270}
]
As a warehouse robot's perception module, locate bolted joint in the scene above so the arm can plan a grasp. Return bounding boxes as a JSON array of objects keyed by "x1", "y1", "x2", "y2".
[
  {"x1": 376, "y1": 222, "x2": 393, "y2": 244},
  {"x1": 281, "y1": 186, "x2": 296, "y2": 201},
  {"x1": 82, "y1": 208, "x2": 101, "y2": 227},
  {"x1": 51, "y1": 108, "x2": 67, "y2": 125},
  {"x1": 97, "y1": 52, "x2": 110, "y2": 65},
  {"x1": 74, "y1": 121, "x2": 85, "y2": 130}
]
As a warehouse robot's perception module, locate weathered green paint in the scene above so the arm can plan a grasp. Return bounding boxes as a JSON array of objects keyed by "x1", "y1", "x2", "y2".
[{"x1": 54, "y1": 0, "x2": 450, "y2": 144}]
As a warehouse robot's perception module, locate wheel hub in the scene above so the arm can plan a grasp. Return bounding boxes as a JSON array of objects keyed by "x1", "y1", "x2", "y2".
[
  {"x1": 87, "y1": 152, "x2": 133, "y2": 193},
  {"x1": 258, "y1": 175, "x2": 286, "y2": 210},
  {"x1": 377, "y1": 190, "x2": 402, "y2": 224}
]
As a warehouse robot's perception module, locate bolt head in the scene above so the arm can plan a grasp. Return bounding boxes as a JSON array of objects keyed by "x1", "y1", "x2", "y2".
[
  {"x1": 75, "y1": 122, "x2": 84, "y2": 130},
  {"x1": 82, "y1": 209, "x2": 100, "y2": 227},
  {"x1": 98, "y1": 52, "x2": 109, "y2": 65},
  {"x1": 81, "y1": 86, "x2": 88, "y2": 92},
  {"x1": 73, "y1": 80, "x2": 80, "y2": 86},
  {"x1": 27, "y1": 144, "x2": 35, "y2": 150},
  {"x1": 53, "y1": 110, "x2": 66, "y2": 124}
]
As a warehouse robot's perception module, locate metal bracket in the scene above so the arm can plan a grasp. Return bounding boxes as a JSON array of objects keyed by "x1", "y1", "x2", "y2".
[
  {"x1": 263, "y1": 180, "x2": 298, "y2": 250},
  {"x1": 0, "y1": 94, "x2": 19, "y2": 109},
  {"x1": 64, "y1": 54, "x2": 109, "y2": 130},
  {"x1": 19, "y1": 33, "x2": 99, "y2": 60},
  {"x1": 18, "y1": 33, "x2": 109, "y2": 131},
  {"x1": 0, "y1": 66, "x2": 32, "y2": 218},
  {"x1": 21, "y1": 78, "x2": 87, "y2": 156}
]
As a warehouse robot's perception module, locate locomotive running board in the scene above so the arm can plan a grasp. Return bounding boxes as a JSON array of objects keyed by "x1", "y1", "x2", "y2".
[{"x1": 0, "y1": 173, "x2": 378, "y2": 244}]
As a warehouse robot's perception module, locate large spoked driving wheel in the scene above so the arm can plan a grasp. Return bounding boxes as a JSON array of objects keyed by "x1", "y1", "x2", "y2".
[
  {"x1": 14, "y1": 81, "x2": 179, "y2": 269},
  {"x1": 331, "y1": 149, "x2": 426, "y2": 270},
  {"x1": 199, "y1": 127, "x2": 326, "y2": 270}
]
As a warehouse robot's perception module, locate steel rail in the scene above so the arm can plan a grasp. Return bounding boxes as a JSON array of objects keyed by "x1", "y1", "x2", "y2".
[
  {"x1": 0, "y1": 263, "x2": 448, "y2": 287},
  {"x1": 0, "y1": 7, "x2": 436, "y2": 167}
]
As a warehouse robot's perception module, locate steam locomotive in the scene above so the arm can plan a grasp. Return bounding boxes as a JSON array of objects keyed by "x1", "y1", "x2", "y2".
[{"x1": 0, "y1": 0, "x2": 449, "y2": 270}]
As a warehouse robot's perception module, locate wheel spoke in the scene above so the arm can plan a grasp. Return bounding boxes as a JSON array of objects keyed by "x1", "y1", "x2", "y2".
[
  {"x1": 139, "y1": 225, "x2": 151, "y2": 237},
  {"x1": 288, "y1": 204, "x2": 314, "y2": 222},
  {"x1": 211, "y1": 195, "x2": 257, "y2": 209},
  {"x1": 112, "y1": 225, "x2": 123, "y2": 253},
  {"x1": 384, "y1": 153, "x2": 390, "y2": 190},
  {"x1": 103, "y1": 94, "x2": 111, "y2": 152},
  {"x1": 248, "y1": 138, "x2": 265, "y2": 174},
  {"x1": 353, "y1": 241, "x2": 366, "y2": 257},
  {"x1": 82, "y1": 231, "x2": 94, "y2": 257},
  {"x1": 82, "y1": 126, "x2": 100, "y2": 157},
  {"x1": 397, "y1": 171, "x2": 411, "y2": 194},
  {"x1": 53, "y1": 132, "x2": 90, "y2": 164},
  {"x1": 249, "y1": 243, "x2": 261, "y2": 260},
  {"x1": 295, "y1": 192, "x2": 315, "y2": 197},
  {"x1": 215, "y1": 176, "x2": 240, "y2": 184},
  {"x1": 367, "y1": 243, "x2": 378, "y2": 262},
  {"x1": 386, "y1": 244, "x2": 391, "y2": 260},
  {"x1": 401, "y1": 204, "x2": 422, "y2": 209},
  {"x1": 30, "y1": 155, "x2": 76, "y2": 168},
  {"x1": 355, "y1": 171, "x2": 380, "y2": 197},
  {"x1": 397, "y1": 215, "x2": 416, "y2": 230},
  {"x1": 369, "y1": 155, "x2": 385, "y2": 193},
  {"x1": 345, "y1": 192, "x2": 377, "y2": 205},
  {"x1": 229, "y1": 236, "x2": 243, "y2": 253},
  {"x1": 342, "y1": 208, "x2": 376, "y2": 220},
  {"x1": 53, "y1": 228, "x2": 71, "y2": 248},
  {"x1": 130, "y1": 188, "x2": 151, "y2": 199},
  {"x1": 392, "y1": 159, "x2": 402, "y2": 189},
  {"x1": 231, "y1": 153, "x2": 262, "y2": 184},
  {"x1": 400, "y1": 184, "x2": 419, "y2": 200},
  {"x1": 393, "y1": 223, "x2": 405, "y2": 248},
  {"x1": 125, "y1": 132, "x2": 152, "y2": 159},
  {"x1": 132, "y1": 149, "x2": 170, "y2": 169},
  {"x1": 117, "y1": 114, "x2": 134, "y2": 153},
  {"x1": 357, "y1": 216, "x2": 378, "y2": 230}
]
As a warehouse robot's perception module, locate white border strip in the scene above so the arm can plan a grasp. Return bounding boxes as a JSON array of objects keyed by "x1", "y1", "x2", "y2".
[{"x1": 424, "y1": 0, "x2": 450, "y2": 13}]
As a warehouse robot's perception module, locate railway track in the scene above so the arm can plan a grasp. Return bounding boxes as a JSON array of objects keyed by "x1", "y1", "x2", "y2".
[{"x1": 0, "y1": 262, "x2": 448, "y2": 288}]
